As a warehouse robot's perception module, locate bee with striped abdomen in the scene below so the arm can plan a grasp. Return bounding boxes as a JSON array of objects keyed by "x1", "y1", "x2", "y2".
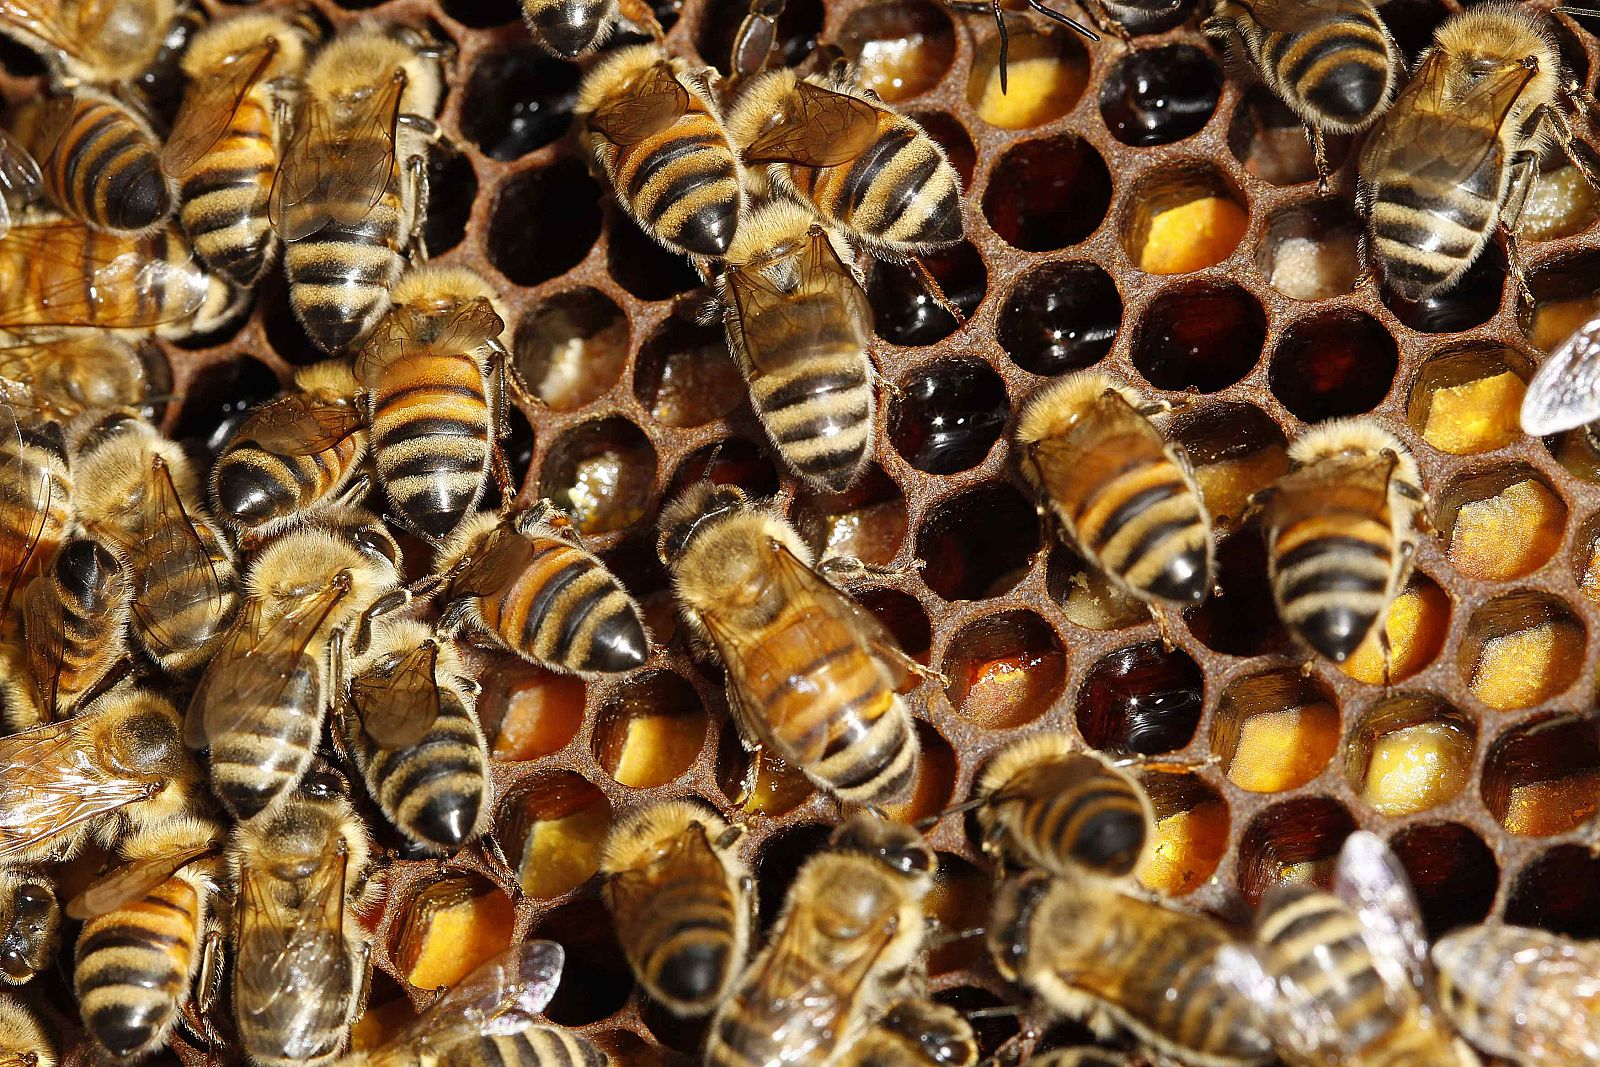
[
  {"x1": 1433, "y1": 924, "x2": 1599, "y2": 1067},
  {"x1": 1017, "y1": 369, "x2": 1214, "y2": 610},
  {"x1": 10, "y1": 87, "x2": 174, "y2": 233},
  {"x1": 21, "y1": 537, "x2": 131, "y2": 720},
  {"x1": 1357, "y1": 4, "x2": 1598, "y2": 301},
  {"x1": 272, "y1": 22, "x2": 447, "y2": 354},
  {"x1": 189, "y1": 508, "x2": 404, "y2": 821},
  {"x1": 0, "y1": 869, "x2": 57, "y2": 986},
  {"x1": 1251, "y1": 418, "x2": 1426, "y2": 665},
  {"x1": 213, "y1": 360, "x2": 369, "y2": 539},
  {"x1": 600, "y1": 800, "x2": 750, "y2": 1016},
  {"x1": 973, "y1": 732, "x2": 1154, "y2": 881},
  {"x1": 839, "y1": 999, "x2": 979, "y2": 1067},
  {"x1": 659, "y1": 482, "x2": 923, "y2": 806},
  {"x1": 1216, "y1": 831, "x2": 1480, "y2": 1067},
  {"x1": 70, "y1": 409, "x2": 239, "y2": 675},
  {"x1": 164, "y1": 11, "x2": 319, "y2": 287},
  {"x1": 1202, "y1": 0, "x2": 1399, "y2": 187},
  {"x1": 714, "y1": 198, "x2": 875, "y2": 493},
  {"x1": 71, "y1": 814, "x2": 224, "y2": 1061},
  {"x1": 434, "y1": 500, "x2": 649, "y2": 678},
  {"x1": 0, "y1": 995, "x2": 51, "y2": 1067},
  {"x1": 0, "y1": 333, "x2": 149, "y2": 424},
  {"x1": 0, "y1": 397, "x2": 71, "y2": 620},
  {"x1": 0, "y1": 0, "x2": 178, "y2": 85},
  {"x1": 342, "y1": 618, "x2": 490, "y2": 855},
  {"x1": 357, "y1": 264, "x2": 517, "y2": 541},
  {"x1": 521, "y1": 0, "x2": 659, "y2": 58},
  {"x1": 229, "y1": 770, "x2": 373, "y2": 1067},
  {"x1": 989, "y1": 872, "x2": 1274, "y2": 1067},
  {"x1": 0, "y1": 686, "x2": 207, "y2": 865},
  {"x1": 1021, "y1": 1053, "x2": 1134, "y2": 1067},
  {"x1": 705, "y1": 817, "x2": 934, "y2": 1067},
  {"x1": 577, "y1": 43, "x2": 742, "y2": 258}
]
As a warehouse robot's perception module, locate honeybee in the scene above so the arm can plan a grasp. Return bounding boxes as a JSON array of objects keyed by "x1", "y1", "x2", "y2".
[
  {"x1": 725, "y1": 66, "x2": 963, "y2": 262},
  {"x1": 70, "y1": 409, "x2": 240, "y2": 675},
  {"x1": 1357, "y1": 4, "x2": 1596, "y2": 301},
  {"x1": 1021, "y1": 1053, "x2": 1134, "y2": 1067},
  {"x1": 599, "y1": 800, "x2": 750, "y2": 1016},
  {"x1": 213, "y1": 360, "x2": 370, "y2": 538},
  {"x1": 1215, "y1": 832, "x2": 1480, "y2": 1067},
  {"x1": 1432, "y1": 924, "x2": 1599, "y2": 1066},
  {"x1": 0, "y1": 214, "x2": 239, "y2": 339},
  {"x1": 1017, "y1": 370, "x2": 1213, "y2": 610},
  {"x1": 0, "y1": 869, "x2": 57, "y2": 986},
  {"x1": 10, "y1": 88, "x2": 174, "y2": 234},
  {"x1": 839, "y1": 999, "x2": 979, "y2": 1067},
  {"x1": 704, "y1": 817, "x2": 935, "y2": 1067},
  {"x1": 71, "y1": 814, "x2": 224, "y2": 1061},
  {"x1": 521, "y1": 0, "x2": 658, "y2": 58},
  {"x1": 1201, "y1": 0, "x2": 1399, "y2": 187},
  {"x1": 0, "y1": 402, "x2": 71, "y2": 619},
  {"x1": 342, "y1": 619, "x2": 490, "y2": 854},
  {"x1": 272, "y1": 22, "x2": 447, "y2": 355},
  {"x1": 337, "y1": 941, "x2": 612, "y2": 1067},
  {"x1": 972, "y1": 732, "x2": 1154, "y2": 880},
  {"x1": 357, "y1": 265, "x2": 516, "y2": 541},
  {"x1": 434, "y1": 500, "x2": 649, "y2": 677},
  {"x1": 163, "y1": 11, "x2": 319, "y2": 287},
  {"x1": 189, "y1": 508, "x2": 404, "y2": 821},
  {"x1": 0, "y1": 995, "x2": 51, "y2": 1067},
  {"x1": 577, "y1": 43, "x2": 743, "y2": 258},
  {"x1": 0, "y1": 0, "x2": 178, "y2": 85},
  {"x1": 229, "y1": 770, "x2": 373, "y2": 1067},
  {"x1": 659, "y1": 482, "x2": 923, "y2": 806},
  {"x1": 712, "y1": 198, "x2": 875, "y2": 493},
  {"x1": 1250, "y1": 419, "x2": 1426, "y2": 665},
  {"x1": 0, "y1": 629, "x2": 39, "y2": 732},
  {"x1": 0, "y1": 686, "x2": 206, "y2": 865},
  {"x1": 988, "y1": 872, "x2": 1274, "y2": 1067},
  {"x1": 0, "y1": 333, "x2": 149, "y2": 424},
  {"x1": 21, "y1": 536, "x2": 132, "y2": 720}
]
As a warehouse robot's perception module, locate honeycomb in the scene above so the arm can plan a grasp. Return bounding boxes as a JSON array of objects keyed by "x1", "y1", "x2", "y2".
[{"x1": 5, "y1": 0, "x2": 1600, "y2": 1062}]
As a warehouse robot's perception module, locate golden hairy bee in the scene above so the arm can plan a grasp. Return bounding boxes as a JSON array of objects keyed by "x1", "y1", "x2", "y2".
[
  {"x1": 1251, "y1": 418, "x2": 1427, "y2": 665},
  {"x1": 0, "y1": 995, "x2": 51, "y2": 1067},
  {"x1": 272, "y1": 21, "x2": 448, "y2": 355},
  {"x1": 1016, "y1": 369, "x2": 1214, "y2": 611},
  {"x1": 0, "y1": 332, "x2": 150, "y2": 424},
  {"x1": 989, "y1": 872, "x2": 1274, "y2": 1067},
  {"x1": 659, "y1": 482, "x2": 925, "y2": 806},
  {"x1": 704, "y1": 817, "x2": 935, "y2": 1067},
  {"x1": 0, "y1": 686, "x2": 207, "y2": 866},
  {"x1": 1202, "y1": 0, "x2": 1400, "y2": 186},
  {"x1": 1433, "y1": 924, "x2": 1600, "y2": 1067},
  {"x1": 600, "y1": 799, "x2": 751, "y2": 1017},
  {"x1": 188, "y1": 508, "x2": 405, "y2": 821},
  {"x1": 0, "y1": 391, "x2": 71, "y2": 622},
  {"x1": 1358, "y1": 3, "x2": 1599, "y2": 301},
  {"x1": 0, "y1": 0, "x2": 180, "y2": 85},
  {"x1": 336, "y1": 941, "x2": 612, "y2": 1067},
  {"x1": 837, "y1": 999, "x2": 979, "y2": 1067},
  {"x1": 341, "y1": 618, "x2": 491, "y2": 855},
  {"x1": 213, "y1": 359, "x2": 370, "y2": 539},
  {"x1": 577, "y1": 42, "x2": 743, "y2": 258},
  {"x1": 0, "y1": 869, "x2": 57, "y2": 987},
  {"x1": 69, "y1": 408, "x2": 240, "y2": 675},
  {"x1": 1215, "y1": 831, "x2": 1481, "y2": 1067},
  {"x1": 228, "y1": 770, "x2": 374, "y2": 1067},
  {"x1": 163, "y1": 10, "x2": 320, "y2": 287},
  {"x1": 21, "y1": 536, "x2": 132, "y2": 721},
  {"x1": 433, "y1": 500, "x2": 650, "y2": 678},
  {"x1": 712, "y1": 198, "x2": 876, "y2": 493}
]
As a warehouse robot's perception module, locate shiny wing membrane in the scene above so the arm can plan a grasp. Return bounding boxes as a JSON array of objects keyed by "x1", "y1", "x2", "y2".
[
  {"x1": 1522, "y1": 312, "x2": 1600, "y2": 435},
  {"x1": 0, "y1": 718, "x2": 152, "y2": 861},
  {"x1": 727, "y1": 228, "x2": 867, "y2": 375},
  {"x1": 236, "y1": 843, "x2": 350, "y2": 1024},
  {"x1": 1333, "y1": 831, "x2": 1433, "y2": 1001},
  {"x1": 0, "y1": 221, "x2": 210, "y2": 329},
  {"x1": 589, "y1": 61, "x2": 690, "y2": 146},
  {"x1": 238, "y1": 393, "x2": 364, "y2": 456},
  {"x1": 0, "y1": 128, "x2": 40, "y2": 239},
  {"x1": 0, "y1": 396, "x2": 54, "y2": 616},
  {"x1": 270, "y1": 72, "x2": 404, "y2": 242},
  {"x1": 66, "y1": 843, "x2": 217, "y2": 919},
  {"x1": 125, "y1": 457, "x2": 231, "y2": 662},
  {"x1": 743, "y1": 81, "x2": 880, "y2": 167},
  {"x1": 21, "y1": 580, "x2": 66, "y2": 716},
  {"x1": 162, "y1": 37, "x2": 279, "y2": 178},
  {"x1": 381, "y1": 942, "x2": 565, "y2": 1053},
  {"x1": 449, "y1": 524, "x2": 533, "y2": 600},
  {"x1": 351, "y1": 640, "x2": 442, "y2": 748}
]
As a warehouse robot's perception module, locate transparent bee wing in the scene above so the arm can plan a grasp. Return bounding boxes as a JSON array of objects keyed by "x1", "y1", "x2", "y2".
[
  {"x1": 380, "y1": 942, "x2": 565, "y2": 1053},
  {"x1": 237, "y1": 393, "x2": 365, "y2": 456},
  {"x1": 0, "y1": 220, "x2": 211, "y2": 330},
  {"x1": 162, "y1": 38, "x2": 279, "y2": 178},
  {"x1": 270, "y1": 72, "x2": 403, "y2": 242},
  {"x1": 0, "y1": 717, "x2": 152, "y2": 862},
  {"x1": 124, "y1": 456, "x2": 232, "y2": 663},
  {"x1": 743, "y1": 80, "x2": 880, "y2": 167},
  {"x1": 0, "y1": 401, "x2": 58, "y2": 617},
  {"x1": 1213, "y1": 942, "x2": 1336, "y2": 1064},
  {"x1": 1522, "y1": 313, "x2": 1600, "y2": 435},
  {"x1": 0, "y1": 129, "x2": 39, "y2": 239},
  {"x1": 350, "y1": 640, "x2": 442, "y2": 749},
  {"x1": 20, "y1": 576, "x2": 65, "y2": 716},
  {"x1": 589, "y1": 61, "x2": 689, "y2": 146},
  {"x1": 1333, "y1": 831, "x2": 1432, "y2": 999},
  {"x1": 65, "y1": 842, "x2": 216, "y2": 919}
]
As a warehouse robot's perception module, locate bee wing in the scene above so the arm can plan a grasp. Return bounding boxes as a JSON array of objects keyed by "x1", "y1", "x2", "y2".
[
  {"x1": 589, "y1": 61, "x2": 690, "y2": 146},
  {"x1": 21, "y1": 577, "x2": 65, "y2": 715},
  {"x1": 65, "y1": 843, "x2": 217, "y2": 920},
  {"x1": 351, "y1": 641, "x2": 442, "y2": 749},
  {"x1": 237, "y1": 843, "x2": 351, "y2": 1024},
  {"x1": 1333, "y1": 831, "x2": 1433, "y2": 1000},
  {"x1": 0, "y1": 221, "x2": 210, "y2": 329},
  {"x1": 743, "y1": 80, "x2": 880, "y2": 166},
  {"x1": 755, "y1": 906, "x2": 899, "y2": 1060},
  {"x1": 237, "y1": 393, "x2": 365, "y2": 456},
  {"x1": 727, "y1": 228, "x2": 868, "y2": 376},
  {"x1": 0, "y1": 402, "x2": 57, "y2": 616},
  {"x1": 0, "y1": 128, "x2": 40, "y2": 234},
  {"x1": 123, "y1": 457, "x2": 232, "y2": 663},
  {"x1": 1029, "y1": 388, "x2": 1172, "y2": 502},
  {"x1": 0, "y1": 0, "x2": 81, "y2": 65},
  {"x1": 436, "y1": 297, "x2": 506, "y2": 351},
  {"x1": 382, "y1": 942, "x2": 565, "y2": 1051},
  {"x1": 270, "y1": 72, "x2": 403, "y2": 241},
  {"x1": 1522, "y1": 315, "x2": 1600, "y2": 435},
  {"x1": 449, "y1": 525, "x2": 534, "y2": 599},
  {"x1": 1213, "y1": 943, "x2": 1337, "y2": 1064},
  {"x1": 162, "y1": 38, "x2": 279, "y2": 178},
  {"x1": 0, "y1": 718, "x2": 151, "y2": 862}
]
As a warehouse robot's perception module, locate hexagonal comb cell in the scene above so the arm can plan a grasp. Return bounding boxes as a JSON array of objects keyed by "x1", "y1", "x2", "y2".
[
  {"x1": 1047, "y1": 546, "x2": 1151, "y2": 631},
  {"x1": 458, "y1": 43, "x2": 577, "y2": 161},
  {"x1": 790, "y1": 465, "x2": 909, "y2": 566},
  {"x1": 1518, "y1": 161, "x2": 1600, "y2": 243},
  {"x1": 668, "y1": 438, "x2": 782, "y2": 500},
  {"x1": 1228, "y1": 88, "x2": 1346, "y2": 186},
  {"x1": 1078, "y1": 642, "x2": 1204, "y2": 756},
  {"x1": 1390, "y1": 823, "x2": 1497, "y2": 938},
  {"x1": 499, "y1": 772, "x2": 613, "y2": 899},
  {"x1": 1346, "y1": 693, "x2": 1476, "y2": 817},
  {"x1": 1098, "y1": 45, "x2": 1221, "y2": 147},
  {"x1": 1132, "y1": 282, "x2": 1264, "y2": 392},
  {"x1": 1238, "y1": 797, "x2": 1357, "y2": 906},
  {"x1": 836, "y1": 1, "x2": 957, "y2": 102},
  {"x1": 998, "y1": 262, "x2": 1121, "y2": 375},
  {"x1": 942, "y1": 609, "x2": 1067, "y2": 729},
  {"x1": 1256, "y1": 199, "x2": 1362, "y2": 302},
  {"x1": 608, "y1": 216, "x2": 703, "y2": 302},
  {"x1": 1482, "y1": 714, "x2": 1600, "y2": 837},
  {"x1": 633, "y1": 318, "x2": 745, "y2": 428},
  {"x1": 1122, "y1": 162, "x2": 1249, "y2": 274},
  {"x1": 1438, "y1": 466, "x2": 1566, "y2": 582},
  {"x1": 488, "y1": 161, "x2": 604, "y2": 287},
  {"x1": 1269, "y1": 309, "x2": 1398, "y2": 421},
  {"x1": 1382, "y1": 244, "x2": 1506, "y2": 334},
  {"x1": 1505, "y1": 845, "x2": 1600, "y2": 938},
  {"x1": 916, "y1": 482, "x2": 1039, "y2": 600},
  {"x1": 1337, "y1": 572, "x2": 1451, "y2": 686},
  {"x1": 856, "y1": 588, "x2": 933, "y2": 662},
  {"x1": 983, "y1": 135, "x2": 1112, "y2": 252},
  {"x1": 592, "y1": 670, "x2": 708, "y2": 788},
  {"x1": 393, "y1": 874, "x2": 517, "y2": 991},
  {"x1": 1211, "y1": 669, "x2": 1339, "y2": 794},
  {"x1": 1458, "y1": 591, "x2": 1586, "y2": 711},
  {"x1": 1524, "y1": 250, "x2": 1600, "y2": 352},
  {"x1": 869, "y1": 242, "x2": 987, "y2": 346},
  {"x1": 965, "y1": 22, "x2": 1090, "y2": 129},
  {"x1": 535, "y1": 897, "x2": 635, "y2": 1025},
  {"x1": 540, "y1": 417, "x2": 657, "y2": 534},
  {"x1": 1574, "y1": 513, "x2": 1600, "y2": 604},
  {"x1": 350, "y1": 973, "x2": 418, "y2": 1052},
  {"x1": 1171, "y1": 402, "x2": 1288, "y2": 528},
  {"x1": 422, "y1": 146, "x2": 476, "y2": 256},
  {"x1": 1406, "y1": 344, "x2": 1532, "y2": 455},
  {"x1": 514, "y1": 289, "x2": 630, "y2": 411},
  {"x1": 1134, "y1": 769, "x2": 1228, "y2": 897},
  {"x1": 480, "y1": 662, "x2": 586, "y2": 762},
  {"x1": 888, "y1": 358, "x2": 1008, "y2": 474}
]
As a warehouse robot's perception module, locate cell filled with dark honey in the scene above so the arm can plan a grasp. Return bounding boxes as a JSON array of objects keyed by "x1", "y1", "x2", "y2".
[
  {"x1": 1099, "y1": 45, "x2": 1221, "y2": 147},
  {"x1": 1077, "y1": 642, "x2": 1204, "y2": 756},
  {"x1": 983, "y1": 136, "x2": 1111, "y2": 252},
  {"x1": 1131, "y1": 283, "x2": 1264, "y2": 392},
  {"x1": 998, "y1": 262, "x2": 1121, "y2": 375},
  {"x1": 888, "y1": 358, "x2": 1008, "y2": 474}
]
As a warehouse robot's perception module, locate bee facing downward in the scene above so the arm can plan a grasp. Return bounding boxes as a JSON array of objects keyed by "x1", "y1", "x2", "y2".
[{"x1": 521, "y1": 0, "x2": 660, "y2": 58}]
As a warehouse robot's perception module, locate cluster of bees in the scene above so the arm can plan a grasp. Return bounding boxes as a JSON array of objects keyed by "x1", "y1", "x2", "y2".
[{"x1": 0, "y1": 0, "x2": 1587, "y2": 1065}]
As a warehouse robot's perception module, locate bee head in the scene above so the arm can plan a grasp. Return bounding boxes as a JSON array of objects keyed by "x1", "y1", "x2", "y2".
[
  {"x1": 657, "y1": 482, "x2": 747, "y2": 566},
  {"x1": 830, "y1": 815, "x2": 936, "y2": 880}
]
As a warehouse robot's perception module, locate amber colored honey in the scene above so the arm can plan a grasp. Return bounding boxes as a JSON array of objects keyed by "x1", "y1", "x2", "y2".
[
  {"x1": 1138, "y1": 196, "x2": 1249, "y2": 274},
  {"x1": 884, "y1": 731, "x2": 957, "y2": 824},
  {"x1": 1503, "y1": 771, "x2": 1600, "y2": 836},
  {"x1": 349, "y1": 996, "x2": 418, "y2": 1052},
  {"x1": 1421, "y1": 372, "x2": 1526, "y2": 454},
  {"x1": 1135, "y1": 802, "x2": 1229, "y2": 896},
  {"x1": 1360, "y1": 721, "x2": 1473, "y2": 816},
  {"x1": 855, "y1": 32, "x2": 952, "y2": 102},
  {"x1": 1225, "y1": 705, "x2": 1340, "y2": 793},
  {"x1": 816, "y1": 500, "x2": 908, "y2": 567},
  {"x1": 924, "y1": 863, "x2": 990, "y2": 975},
  {"x1": 1448, "y1": 479, "x2": 1565, "y2": 581},
  {"x1": 730, "y1": 751, "x2": 815, "y2": 818},
  {"x1": 1529, "y1": 295, "x2": 1600, "y2": 352},
  {"x1": 1340, "y1": 580, "x2": 1451, "y2": 686}
]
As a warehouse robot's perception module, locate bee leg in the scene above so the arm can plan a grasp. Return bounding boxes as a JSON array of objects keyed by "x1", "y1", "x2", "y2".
[
  {"x1": 944, "y1": 0, "x2": 1012, "y2": 93},
  {"x1": 619, "y1": 0, "x2": 668, "y2": 41},
  {"x1": 817, "y1": 554, "x2": 924, "y2": 583},
  {"x1": 734, "y1": 745, "x2": 767, "y2": 808},
  {"x1": 730, "y1": 0, "x2": 784, "y2": 78},
  {"x1": 1021, "y1": 0, "x2": 1101, "y2": 44},
  {"x1": 1149, "y1": 604, "x2": 1176, "y2": 651},
  {"x1": 1306, "y1": 125, "x2": 1331, "y2": 194},
  {"x1": 481, "y1": 831, "x2": 524, "y2": 900},
  {"x1": 899, "y1": 253, "x2": 968, "y2": 327}
]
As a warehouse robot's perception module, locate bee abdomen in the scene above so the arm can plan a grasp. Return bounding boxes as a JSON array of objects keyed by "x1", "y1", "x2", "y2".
[
  {"x1": 75, "y1": 877, "x2": 200, "y2": 1059},
  {"x1": 615, "y1": 115, "x2": 740, "y2": 256},
  {"x1": 1369, "y1": 158, "x2": 1499, "y2": 298},
  {"x1": 181, "y1": 147, "x2": 277, "y2": 286},
  {"x1": 372, "y1": 362, "x2": 491, "y2": 538},
  {"x1": 629, "y1": 873, "x2": 740, "y2": 1007},
  {"x1": 20, "y1": 96, "x2": 173, "y2": 232},
  {"x1": 1024, "y1": 780, "x2": 1149, "y2": 876},
  {"x1": 0, "y1": 424, "x2": 72, "y2": 601},
  {"x1": 1079, "y1": 459, "x2": 1210, "y2": 604},
  {"x1": 1274, "y1": 527, "x2": 1391, "y2": 660},
  {"x1": 284, "y1": 201, "x2": 405, "y2": 354},
  {"x1": 361, "y1": 692, "x2": 489, "y2": 852},
  {"x1": 207, "y1": 658, "x2": 321, "y2": 819},
  {"x1": 1270, "y1": 15, "x2": 1392, "y2": 126},
  {"x1": 751, "y1": 352, "x2": 872, "y2": 492},
  {"x1": 215, "y1": 437, "x2": 359, "y2": 530},
  {"x1": 471, "y1": 1026, "x2": 611, "y2": 1067},
  {"x1": 493, "y1": 542, "x2": 649, "y2": 675},
  {"x1": 803, "y1": 122, "x2": 962, "y2": 251}
]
